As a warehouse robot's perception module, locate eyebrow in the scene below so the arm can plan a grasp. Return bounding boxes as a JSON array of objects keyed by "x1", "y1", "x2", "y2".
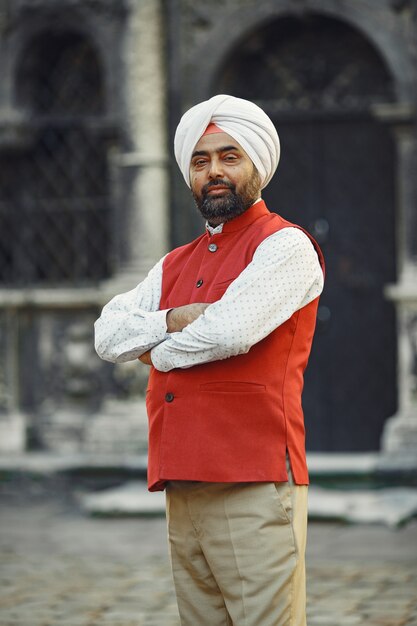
[{"x1": 191, "y1": 145, "x2": 241, "y2": 158}]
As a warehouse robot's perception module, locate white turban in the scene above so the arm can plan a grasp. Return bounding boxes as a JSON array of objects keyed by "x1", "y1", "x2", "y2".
[{"x1": 174, "y1": 94, "x2": 280, "y2": 190}]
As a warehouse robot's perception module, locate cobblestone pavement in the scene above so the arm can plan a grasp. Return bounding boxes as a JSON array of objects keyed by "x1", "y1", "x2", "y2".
[{"x1": 0, "y1": 481, "x2": 416, "y2": 626}]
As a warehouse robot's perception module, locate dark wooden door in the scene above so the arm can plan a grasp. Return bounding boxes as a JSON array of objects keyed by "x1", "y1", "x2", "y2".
[
  {"x1": 183, "y1": 10, "x2": 399, "y2": 451},
  {"x1": 264, "y1": 116, "x2": 397, "y2": 451}
]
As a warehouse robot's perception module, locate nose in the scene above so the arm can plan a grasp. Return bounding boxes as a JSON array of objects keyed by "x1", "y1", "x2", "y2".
[{"x1": 208, "y1": 157, "x2": 224, "y2": 179}]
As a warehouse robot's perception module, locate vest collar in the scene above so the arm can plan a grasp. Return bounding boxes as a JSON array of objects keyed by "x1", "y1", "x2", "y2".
[{"x1": 215, "y1": 200, "x2": 270, "y2": 234}]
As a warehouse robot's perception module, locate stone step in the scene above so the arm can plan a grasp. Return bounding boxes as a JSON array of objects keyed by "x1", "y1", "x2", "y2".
[{"x1": 78, "y1": 479, "x2": 417, "y2": 528}]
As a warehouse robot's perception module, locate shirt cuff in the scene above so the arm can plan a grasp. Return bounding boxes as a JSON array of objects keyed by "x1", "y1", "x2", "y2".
[
  {"x1": 145, "y1": 308, "x2": 171, "y2": 342},
  {"x1": 151, "y1": 341, "x2": 174, "y2": 372}
]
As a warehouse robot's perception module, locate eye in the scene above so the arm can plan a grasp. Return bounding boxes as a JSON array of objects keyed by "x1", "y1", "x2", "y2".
[
  {"x1": 224, "y1": 154, "x2": 238, "y2": 162},
  {"x1": 192, "y1": 158, "x2": 207, "y2": 168}
]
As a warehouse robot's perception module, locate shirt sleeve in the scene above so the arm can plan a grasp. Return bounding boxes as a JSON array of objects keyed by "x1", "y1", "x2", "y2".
[
  {"x1": 151, "y1": 228, "x2": 324, "y2": 372},
  {"x1": 94, "y1": 255, "x2": 170, "y2": 363}
]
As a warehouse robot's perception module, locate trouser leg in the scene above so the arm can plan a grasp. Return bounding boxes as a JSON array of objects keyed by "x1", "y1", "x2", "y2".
[
  {"x1": 166, "y1": 482, "x2": 232, "y2": 626},
  {"x1": 166, "y1": 478, "x2": 307, "y2": 626},
  {"x1": 289, "y1": 479, "x2": 308, "y2": 626}
]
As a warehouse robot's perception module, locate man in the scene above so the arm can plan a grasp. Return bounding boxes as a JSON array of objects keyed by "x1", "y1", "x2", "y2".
[{"x1": 95, "y1": 94, "x2": 324, "y2": 626}]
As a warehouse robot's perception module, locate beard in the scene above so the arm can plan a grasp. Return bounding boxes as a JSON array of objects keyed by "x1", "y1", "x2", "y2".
[{"x1": 192, "y1": 169, "x2": 261, "y2": 224}]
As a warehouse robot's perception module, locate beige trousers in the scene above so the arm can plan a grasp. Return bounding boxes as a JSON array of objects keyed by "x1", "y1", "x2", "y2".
[{"x1": 165, "y1": 472, "x2": 308, "y2": 626}]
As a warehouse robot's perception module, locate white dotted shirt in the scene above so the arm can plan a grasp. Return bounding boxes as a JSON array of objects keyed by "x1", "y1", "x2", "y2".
[{"x1": 94, "y1": 225, "x2": 324, "y2": 372}]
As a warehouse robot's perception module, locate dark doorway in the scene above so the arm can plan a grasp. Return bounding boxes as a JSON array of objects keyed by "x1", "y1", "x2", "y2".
[{"x1": 215, "y1": 14, "x2": 398, "y2": 451}]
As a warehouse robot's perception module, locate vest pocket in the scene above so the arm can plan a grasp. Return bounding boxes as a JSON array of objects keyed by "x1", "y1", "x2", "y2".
[
  {"x1": 209, "y1": 278, "x2": 235, "y2": 298},
  {"x1": 199, "y1": 381, "x2": 266, "y2": 393},
  {"x1": 213, "y1": 277, "x2": 235, "y2": 287}
]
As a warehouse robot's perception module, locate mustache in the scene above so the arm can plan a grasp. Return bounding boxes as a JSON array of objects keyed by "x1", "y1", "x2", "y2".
[{"x1": 202, "y1": 179, "x2": 236, "y2": 195}]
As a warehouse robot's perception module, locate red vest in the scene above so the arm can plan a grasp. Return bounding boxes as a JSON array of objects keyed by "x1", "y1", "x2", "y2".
[{"x1": 146, "y1": 201, "x2": 324, "y2": 491}]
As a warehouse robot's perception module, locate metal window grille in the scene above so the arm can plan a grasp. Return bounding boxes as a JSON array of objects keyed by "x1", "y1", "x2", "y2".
[{"x1": 0, "y1": 31, "x2": 114, "y2": 286}]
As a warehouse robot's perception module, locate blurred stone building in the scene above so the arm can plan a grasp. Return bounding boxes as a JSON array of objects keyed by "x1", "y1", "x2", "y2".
[{"x1": 0, "y1": 0, "x2": 416, "y2": 459}]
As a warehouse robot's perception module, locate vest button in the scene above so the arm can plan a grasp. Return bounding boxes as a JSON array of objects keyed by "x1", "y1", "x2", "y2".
[
  {"x1": 208, "y1": 243, "x2": 218, "y2": 253},
  {"x1": 196, "y1": 279, "x2": 203, "y2": 288},
  {"x1": 165, "y1": 392, "x2": 174, "y2": 402}
]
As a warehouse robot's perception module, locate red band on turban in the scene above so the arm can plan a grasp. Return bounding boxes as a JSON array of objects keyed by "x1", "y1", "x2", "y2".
[{"x1": 202, "y1": 123, "x2": 223, "y2": 136}]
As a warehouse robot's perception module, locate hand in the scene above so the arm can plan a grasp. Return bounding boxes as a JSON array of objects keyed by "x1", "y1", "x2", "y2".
[
  {"x1": 166, "y1": 303, "x2": 209, "y2": 333},
  {"x1": 138, "y1": 350, "x2": 153, "y2": 366}
]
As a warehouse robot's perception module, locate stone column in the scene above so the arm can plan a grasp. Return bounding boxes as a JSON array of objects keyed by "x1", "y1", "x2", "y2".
[
  {"x1": 109, "y1": 0, "x2": 169, "y2": 290},
  {"x1": 376, "y1": 106, "x2": 417, "y2": 463},
  {"x1": 89, "y1": 0, "x2": 169, "y2": 455},
  {"x1": 0, "y1": 311, "x2": 26, "y2": 453}
]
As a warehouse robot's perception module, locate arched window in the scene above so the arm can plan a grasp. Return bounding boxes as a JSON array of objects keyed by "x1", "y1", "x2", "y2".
[
  {"x1": 216, "y1": 14, "x2": 395, "y2": 112},
  {"x1": 0, "y1": 30, "x2": 113, "y2": 285}
]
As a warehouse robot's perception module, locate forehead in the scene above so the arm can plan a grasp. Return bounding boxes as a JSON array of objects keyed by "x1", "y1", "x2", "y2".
[{"x1": 192, "y1": 131, "x2": 246, "y2": 155}]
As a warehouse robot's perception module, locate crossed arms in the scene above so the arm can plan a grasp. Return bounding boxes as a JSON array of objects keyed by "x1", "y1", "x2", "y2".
[
  {"x1": 94, "y1": 228, "x2": 324, "y2": 372},
  {"x1": 139, "y1": 303, "x2": 209, "y2": 366}
]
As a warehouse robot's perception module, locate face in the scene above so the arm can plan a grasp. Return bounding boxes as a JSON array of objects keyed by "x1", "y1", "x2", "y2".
[{"x1": 189, "y1": 132, "x2": 261, "y2": 226}]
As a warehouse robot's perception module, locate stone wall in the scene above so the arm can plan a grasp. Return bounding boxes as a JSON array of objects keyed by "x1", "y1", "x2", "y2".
[
  {"x1": 0, "y1": 0, "x2": 416, "y2": 457},
  {"x1": 0, "y1": 0, "x2": 169, "y2": 454}
]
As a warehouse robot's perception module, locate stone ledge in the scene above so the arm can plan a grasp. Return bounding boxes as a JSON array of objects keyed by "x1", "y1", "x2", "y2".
[
  {"x1": 0, "y1": 288, "x2": 103, "y2": 308},
  {"x1": 307, "y1": 453, "x2": 380, "y2": 475},
  {"x1": 1, "y1": 451, "x2": 416, "y2": 483},
  {"x1": 0, "y1": 452, "x2": 148, "y2": 476}
]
